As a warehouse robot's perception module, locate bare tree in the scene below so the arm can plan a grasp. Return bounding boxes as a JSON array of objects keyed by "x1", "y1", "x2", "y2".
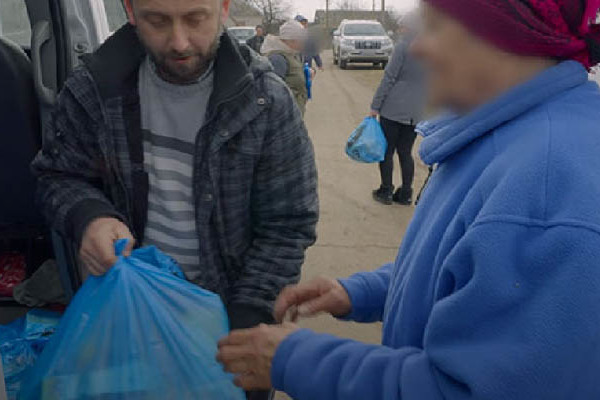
[
  {"x1": 334, "y1": 0, "x2": 363, "y2": 10},
  {"x1": 244, "y1": 0, "x2": 292, "y2": 32}
]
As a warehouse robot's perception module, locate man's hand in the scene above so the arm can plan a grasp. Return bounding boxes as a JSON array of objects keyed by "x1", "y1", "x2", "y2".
[
  {"x1": 273, "y1": 277, "x2": 352, "y2": 323},
  {"x1": 310, "y1": 67, "x2": 317, "y2": 79},
  {"x1": 217, "y1": 323, "x2": 300, "y2": 390},
  {"x1": 369, "y1": 109, "x2": 380, "y2": 118},
  {"x1": 79, "y1": 217, "x2": 135, "y2": 276}
]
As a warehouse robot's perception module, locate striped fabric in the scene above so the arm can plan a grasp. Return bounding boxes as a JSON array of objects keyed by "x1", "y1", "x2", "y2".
[
  {"x1": 143, "y1": 130, "x2": 200, "y2": 276},
  {"x1": 139, "y1": 57, "x2": 214, "y2": 279}
]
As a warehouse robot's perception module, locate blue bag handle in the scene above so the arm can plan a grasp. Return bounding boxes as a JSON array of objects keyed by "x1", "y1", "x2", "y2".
[{"x1": 114, "y1": 239, "x2": 130, "y2": 257}]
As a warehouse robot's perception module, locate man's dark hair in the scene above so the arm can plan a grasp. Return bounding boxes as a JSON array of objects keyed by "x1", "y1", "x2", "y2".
[{"x1": 256, "y1": 25, "x2": 264, "y2": 30}]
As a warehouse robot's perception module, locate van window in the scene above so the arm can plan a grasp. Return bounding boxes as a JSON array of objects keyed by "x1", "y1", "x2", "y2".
[
  {"x1": 103, "y1": 0, "x2": 127, "y2": 32},
  {"x1": 0, "y1": 0, "x2": 31, "y2": 47}
]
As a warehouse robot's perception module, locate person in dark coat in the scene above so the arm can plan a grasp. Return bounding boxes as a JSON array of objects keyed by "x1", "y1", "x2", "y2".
[
  {"x1": 371, "y1": 12, "x2": 426, "y2": 206},
  {"x1": 246, "y1": 25, "x2": 265, "y2": 53}
]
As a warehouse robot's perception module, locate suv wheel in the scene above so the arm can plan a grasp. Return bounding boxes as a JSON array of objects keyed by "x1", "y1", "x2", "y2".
[
  {"x1": 380, "y1": 61, "x2": 388, "y2": 70},
  {"x1": 333, "y1": 51, "x2": 339, "y2": 65},
  {"x1": 340, "y1": 58, "x2": 348, "y2": 70}
]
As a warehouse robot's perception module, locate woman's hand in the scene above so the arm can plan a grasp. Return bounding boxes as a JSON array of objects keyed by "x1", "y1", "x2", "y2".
[
  {"x1": 273, "y1": 277, "x2": 352, "y2": 323},
  {"x1": 369, "y1": 109, "x2": 379, "y2": 118},
  {"x1": 217, "y1": 323, "x2": 300, "y2": 390}
]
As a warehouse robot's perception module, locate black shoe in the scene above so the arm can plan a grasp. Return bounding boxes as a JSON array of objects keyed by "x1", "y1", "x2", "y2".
[
  {"x1": 373, "y1": 186, "x2": 394, "y2": 205},
  {"x1": 393, "y1": 188, "x2": 413, "y2": 206}
]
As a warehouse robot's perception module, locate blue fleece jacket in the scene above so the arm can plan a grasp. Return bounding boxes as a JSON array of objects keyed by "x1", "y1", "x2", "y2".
[{"x1": 271, "y1": 61, "x2": 600, "y2": 400}]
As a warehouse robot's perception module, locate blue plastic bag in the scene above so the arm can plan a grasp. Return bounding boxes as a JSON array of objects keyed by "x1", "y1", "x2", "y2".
[
  {"x1": 345, "y1": 117, "x2": 387, "y2": 163},
  {"x1": 0, "y1": 310, "x2": 61, "y2": 399},
  {"x1": 19, "y1": 241, "x2": 245, "y2": 400},
  {"x1": 304, "y1": 62, "x2": 313, "y2": 100}
]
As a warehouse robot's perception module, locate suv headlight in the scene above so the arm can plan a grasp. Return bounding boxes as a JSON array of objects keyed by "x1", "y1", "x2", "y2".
[
  {"x1": 341, "y1": 39, "x2": 354, "y2": 47},
  {"x1": 382, "y1": 38, "x2": 393, "y2": 48}
]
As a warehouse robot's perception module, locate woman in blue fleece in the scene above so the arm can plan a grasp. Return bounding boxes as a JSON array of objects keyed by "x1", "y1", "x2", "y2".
[{"x1": 217, "y1": 1, "x2": 600, "y2": 399}]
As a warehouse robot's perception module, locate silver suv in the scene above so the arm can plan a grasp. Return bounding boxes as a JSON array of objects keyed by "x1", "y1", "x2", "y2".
[{"x1": 333, "y1": 20, "x2": 393, "y2": 69}]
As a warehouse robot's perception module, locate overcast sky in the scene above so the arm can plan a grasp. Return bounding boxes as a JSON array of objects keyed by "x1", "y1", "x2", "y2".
[{"x1": 291, "y1": 0, "x2": 419, "y2": 21}]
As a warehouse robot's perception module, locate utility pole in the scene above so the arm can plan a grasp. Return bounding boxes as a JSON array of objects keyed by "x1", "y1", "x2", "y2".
[
  {"x1": 381, "y1": 0, "x2": 386, "y2": 24},
  {"x1": 372, "y1": 0, "x2": 375, "y2": 12},
  {"x1": 325, "y1": 0, "x2": 330, "y2": 32}
]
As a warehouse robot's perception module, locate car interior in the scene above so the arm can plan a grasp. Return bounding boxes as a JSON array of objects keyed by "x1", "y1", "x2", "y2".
[{"x1": 0, "y1": 0, "x2": 127, "y2": 324}]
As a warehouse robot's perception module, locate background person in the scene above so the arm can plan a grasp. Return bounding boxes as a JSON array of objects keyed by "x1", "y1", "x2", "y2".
[
  {"x1": 261, "y1": 20, "x2": 310, "y2": 115},
  {"x1": 217, "y1": 1, "x2": 600, "y2": 399},
  {"x1": 246, "y1": 24, "x2": 265, "y2": 53},
  {"x1": 32, "y1": 1, "x2": 318, "y2": 399},
  {"x1": 371, "y1": 12, "x2": 426, "y2": 206},
  {"x1": 295, "y1": 14, "x2": 324, "y2": 71}
]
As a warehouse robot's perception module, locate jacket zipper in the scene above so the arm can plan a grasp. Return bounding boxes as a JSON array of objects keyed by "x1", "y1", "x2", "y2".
[{"x1": 192, "y1": 75, "x2": 254, "y2": 243}]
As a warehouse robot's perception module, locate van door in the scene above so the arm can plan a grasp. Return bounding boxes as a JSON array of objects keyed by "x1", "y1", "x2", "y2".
[
  {"x1": 25, "y1": 0, "x2": 113, "y2": 125},
  {"x1": 24, "y1": 0, "x2": 127, "y2": 298}
]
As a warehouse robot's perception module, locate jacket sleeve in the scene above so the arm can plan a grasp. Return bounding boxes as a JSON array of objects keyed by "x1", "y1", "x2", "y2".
[
  {"x1": 229, "y1": 75, "x2": 318, "y2": 316},
  {"x1": 272, "y1": 221, "x2": 600, "y2": 400},
  {"x1": 338, "y1": 262, "x2": 394, "y2": 323},
  {"x1": 31, "y1": 75, "x2": 123, "y2": 244},
  {"x1": 371, "y1": 41, "x2": 405, "y2": 112}
]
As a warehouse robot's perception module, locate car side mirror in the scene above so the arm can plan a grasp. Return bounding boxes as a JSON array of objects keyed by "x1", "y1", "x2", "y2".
[{"x1": 333, "y1": 30, "x2": 340, "y2": 37}]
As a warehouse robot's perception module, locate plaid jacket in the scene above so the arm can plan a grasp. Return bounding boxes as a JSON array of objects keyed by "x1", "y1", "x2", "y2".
[{"x1": 32, "y1": 25, "x2": 319, "y2": 321}]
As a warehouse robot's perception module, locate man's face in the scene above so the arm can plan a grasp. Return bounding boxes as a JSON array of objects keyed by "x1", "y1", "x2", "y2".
[
  {"x1": 300, "y1": 20, "x2": 308, "y2": 29},
  {"x1": 411, "y1": 4, "x2": 501, "y2": 111},
  {"x1": 256, "y1": 27, "x2": 264, "y2": 36},
  {"x1": 125, "y1": 0, "x2": 231, "y2": 84}
]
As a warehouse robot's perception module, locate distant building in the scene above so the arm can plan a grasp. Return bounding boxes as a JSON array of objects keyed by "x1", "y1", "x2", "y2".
[
  {"x1": 227, "y1": 0, "x2": 264, "y2": 27},
  {"x1": 314, "y1": 9, "x2": 397, "y2": 31}
]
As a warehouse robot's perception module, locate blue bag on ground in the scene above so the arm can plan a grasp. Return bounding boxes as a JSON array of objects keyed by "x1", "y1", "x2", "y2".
[
  {"x1": 0, "y1": 310, "x2": 61, "y2": 399},
  {"x1": 345, "y1": 117, "x2": 387, "y2": 163},
  {"x1": 19, "y1": 241, "x2": 245, "y2": 400}
]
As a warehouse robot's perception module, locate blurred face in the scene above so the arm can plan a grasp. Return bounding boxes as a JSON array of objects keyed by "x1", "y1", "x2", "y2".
[
  {"x1": 411, "y1": 4, "x2": 503, "y2": 111},
  {"x1": 300, "y1": 20, "x2": 308, "y2": 29},
  {"x1": 283, "y1": 39, "x2": 303, "y2": 53},
  {"x1": 125, "y1": 0, "x2": 231, "y2": 84},
  {"x1": 256, "y1": 27, "x2": 264, "y2": 36}
]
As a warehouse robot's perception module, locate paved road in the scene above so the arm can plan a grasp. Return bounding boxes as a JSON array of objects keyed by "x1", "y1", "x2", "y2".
[{"x1": 275, "y1": 54, "x2": 429, "y2": 398}]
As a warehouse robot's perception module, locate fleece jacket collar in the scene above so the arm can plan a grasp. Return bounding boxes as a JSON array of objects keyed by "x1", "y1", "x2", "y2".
[{"x1": 417, "y1": 61, "x2": 589, "y2": 165}]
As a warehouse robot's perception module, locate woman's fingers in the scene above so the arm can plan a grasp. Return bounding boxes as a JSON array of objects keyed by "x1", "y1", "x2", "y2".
[
  {"x1": 234, "y1": 372, "x2": 270, "y2": 390},
  {"x1": 274, "y1": 277, "x2": 350, "y2": 322},
  {"x1": 274, "y1": 283, "x2": 322, "y2": 322}
]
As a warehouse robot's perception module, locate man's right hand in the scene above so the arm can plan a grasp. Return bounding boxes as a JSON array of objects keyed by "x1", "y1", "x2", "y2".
[
  {"x1": 79, "y1": 217, "x2": 135, "y2": 276},
  {"x1": 273, "y1": 277, "x2": 352, "y2": 323}
]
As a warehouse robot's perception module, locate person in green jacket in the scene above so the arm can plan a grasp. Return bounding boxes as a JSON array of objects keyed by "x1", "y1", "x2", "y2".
[{"x1": 261, "y1": 20, "x2": 312, "y2": 116}]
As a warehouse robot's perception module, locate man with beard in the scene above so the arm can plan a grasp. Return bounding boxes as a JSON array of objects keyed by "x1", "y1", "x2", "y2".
[{"x1": 32, "y1": 1, "x2": 318, "y2": 398}]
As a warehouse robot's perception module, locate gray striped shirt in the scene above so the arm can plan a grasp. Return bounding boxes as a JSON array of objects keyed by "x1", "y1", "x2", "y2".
[{"x1": 139, "y1": 57, "x2": 214, "y2": 280}]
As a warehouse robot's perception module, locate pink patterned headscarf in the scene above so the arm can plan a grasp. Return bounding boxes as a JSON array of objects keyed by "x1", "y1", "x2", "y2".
[{"x1": 424, "y1": 0, "x2": 600, "y2": 69}]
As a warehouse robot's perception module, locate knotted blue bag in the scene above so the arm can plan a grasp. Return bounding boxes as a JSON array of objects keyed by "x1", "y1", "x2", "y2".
[
  {"x1": 345, "y1": 117, "x2": 387, "y2": 163},
  {"x1": 19, "y1": 240, "x2": 245, "y2": 400}
]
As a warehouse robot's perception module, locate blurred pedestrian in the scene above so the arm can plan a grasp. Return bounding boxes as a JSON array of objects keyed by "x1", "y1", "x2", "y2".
[
  {"x1": 246, "y1": 25, "x2": 265, "y2": 53},
  {"x1": 371, "y1": 11, "x2": 426, "y2": 205},
  {"x1": 295, "y1": 15, "x2": 324, "y2": 71},
  {"x1": 261, "y1": 20, "x2": 310, "y2": 115},
  {"x1": 218, "y1": 1, "x2": 600, "y2": 399}
]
